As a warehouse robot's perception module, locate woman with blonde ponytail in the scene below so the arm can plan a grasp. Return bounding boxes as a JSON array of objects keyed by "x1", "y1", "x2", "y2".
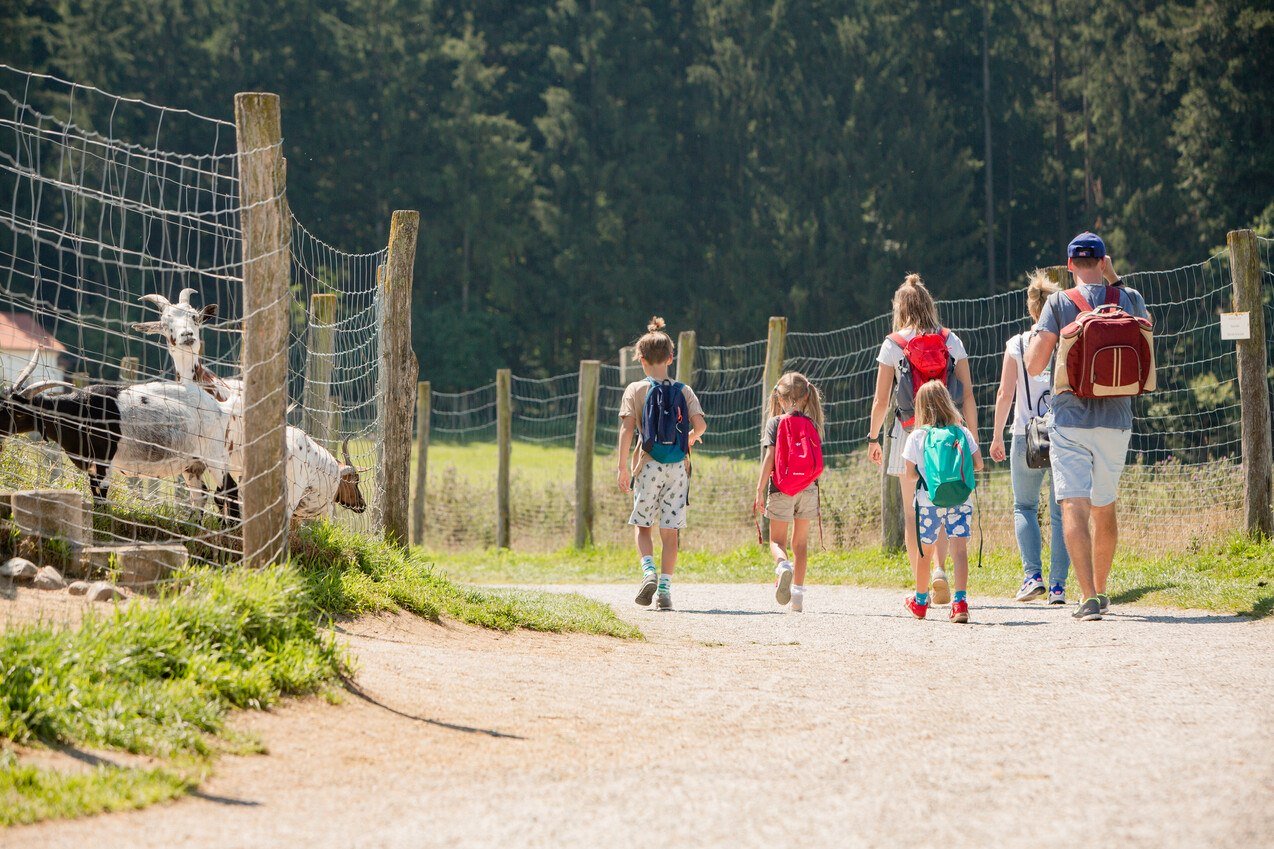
[{"x1": 866, "y1": 273, "x2": 978, "y2": 608}]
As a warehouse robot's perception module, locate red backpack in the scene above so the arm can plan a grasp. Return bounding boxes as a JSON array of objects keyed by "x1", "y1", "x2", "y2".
[
  {"x1": 772, "y1": 414, "x2": 824, "y2": 496},
  {"x1": 891, "y1": 329, "x2": 959, "y2": 428},
  {"x1": 1053, "y1": 287, "x2": 1156, "y2": 398}
]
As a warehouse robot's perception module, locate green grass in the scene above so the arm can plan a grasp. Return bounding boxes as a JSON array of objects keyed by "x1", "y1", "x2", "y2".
[
  {"x1": 291, "y1": 521, "x2": 640, "y2": 638},
  {"x1": 431, "y1": 534, "x2": 1274, "y2": 618}
]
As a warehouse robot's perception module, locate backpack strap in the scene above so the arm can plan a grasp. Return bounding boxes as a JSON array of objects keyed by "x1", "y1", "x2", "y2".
[
  {"x1": 939, "y1": 327, "x2": 950, "y2": 340},
  {"x1": 1064, "y1": 287, "x2": 1093, "y2": 313},
  {"x1": 1018, "y1": 333, "x2": 1035, "y2": 413},
  {"x1": 1103, "y1": 285, "x2": 1121, "y2": 306},
  {"x1": 888, "y1": 331, "x2": 909, "y2": 350}
]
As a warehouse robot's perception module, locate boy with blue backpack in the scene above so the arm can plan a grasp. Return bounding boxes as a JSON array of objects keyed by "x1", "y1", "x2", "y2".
[
  {"x1": 617, "y1": 317, "x2": 707, "y2": 611},
  {"x1": 901, "y1": 380, "x2": 983, "y2": 623}
]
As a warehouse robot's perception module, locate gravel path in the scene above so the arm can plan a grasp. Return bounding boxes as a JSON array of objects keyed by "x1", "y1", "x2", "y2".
[{"x1": 8, "y1": 584, "x2": 1272, "y2": 849}]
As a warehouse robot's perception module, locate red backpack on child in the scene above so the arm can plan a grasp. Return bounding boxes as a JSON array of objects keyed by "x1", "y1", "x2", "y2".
[
  {"x1": 772, "y1": 414, "x2": 824, "y2": 496},
  {"x1": 1053, "y1": 287, "x2": 1156, "y2": 398}
]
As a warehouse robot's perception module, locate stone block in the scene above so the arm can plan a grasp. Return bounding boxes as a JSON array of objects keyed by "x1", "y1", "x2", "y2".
[
  {"x1": 11, "y1": 490, "x2": 89, "y2": 548},
  {"x1": 81, "y1": 544, "x2": 188, "y2": 594}
]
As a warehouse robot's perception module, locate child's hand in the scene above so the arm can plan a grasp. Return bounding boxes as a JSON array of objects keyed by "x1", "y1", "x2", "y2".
[
  {"x1": 753, "y1": 490, "x2": 765, "y2": 514},
  {"x1": 617, "y1": 466, "x2": 631, "y2": 493},
  {"x1": 989, "y1": 437, "x2": 1006, "y2": 463},
  {"x1": 688, "y1": 431, "x2": 703, "y2": 447}
]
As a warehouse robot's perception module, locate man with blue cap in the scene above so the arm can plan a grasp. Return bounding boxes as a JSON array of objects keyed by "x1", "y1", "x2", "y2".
[{"x1": 1024, "y1": 232, "x2": 1151, "y2": 621}]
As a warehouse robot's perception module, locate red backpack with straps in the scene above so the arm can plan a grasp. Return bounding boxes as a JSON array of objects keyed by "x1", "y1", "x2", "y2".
[
  {"x1": 772, "y1": 413, "x2": 824, "y2": 496},
  {"x1": 1053, "y1": 287, "x2": 1156, "y2": 398},
  {"x1": 891, "y1": 329, "x2": 957, "y2": 428}
]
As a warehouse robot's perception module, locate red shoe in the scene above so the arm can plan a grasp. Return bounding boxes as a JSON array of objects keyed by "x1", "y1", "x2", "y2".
[
  {"x1": 904, "y1": 595, "x2": 928, "y2": 619},
  {"x1": 949, "y1": 599, "x2": 970, "y2": 623}
]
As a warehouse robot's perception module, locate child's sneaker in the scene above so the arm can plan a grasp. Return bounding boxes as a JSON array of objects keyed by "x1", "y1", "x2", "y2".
[
  {"x1": 655, "y1": 585, "x2": 673, "y2": 611},
  {"x1": 1015, "y1": 574, "x2": 1046, "y2": 601},
  {"x1": 949, "y1": 599, "x2": 970, "y2": 623},
  {"x1": 790, "y1": 587, "x2": 804, "y2": 613},
  {"x1": 635, "y1": 572, "x2": 658, "y2": 606},
  {"x1": 775, "y1": 563, "x2": 794, "y2": 605},
  {"x1": 904, "y1": 595, "x2": 928, "y2": 619},
  {"x1": 1048, "y1": 583, "x2": 1066, "y2": 605},
  {"x1": 930, "y1": 569, "x2": 951, "y2": 605}
]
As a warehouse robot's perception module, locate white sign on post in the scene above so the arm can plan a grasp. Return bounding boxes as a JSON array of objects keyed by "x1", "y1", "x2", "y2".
[{"x1": 1220, "y1": 312, "x2": 1251, "y2": 341}]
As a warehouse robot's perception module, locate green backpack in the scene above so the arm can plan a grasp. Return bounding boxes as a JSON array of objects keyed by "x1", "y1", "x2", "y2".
[{"x1": 917, "y1": 425, "x2": 976, "y2": 508}]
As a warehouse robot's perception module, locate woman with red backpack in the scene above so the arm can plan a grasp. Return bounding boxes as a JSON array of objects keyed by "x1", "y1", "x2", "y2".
[
  {"x1": 866, "y1": 274, "x2": 979, "y2": 606},
  {"x1": 753, "y1": 372, "x2": 825, "y2": 612}
]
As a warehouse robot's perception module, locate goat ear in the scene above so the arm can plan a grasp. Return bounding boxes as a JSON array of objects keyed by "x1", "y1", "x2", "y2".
[
  {"x1": 131, "y1": 321, "x2": 165, "y2": 335},
  {"x1": 200, "y1": 303, "x2": 218, "y2": 322}
]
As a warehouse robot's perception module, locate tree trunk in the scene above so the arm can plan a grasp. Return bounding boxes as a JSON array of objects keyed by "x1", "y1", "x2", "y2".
[{"x1": 982, "y1": 0, "x2": 995, "y2": 292}]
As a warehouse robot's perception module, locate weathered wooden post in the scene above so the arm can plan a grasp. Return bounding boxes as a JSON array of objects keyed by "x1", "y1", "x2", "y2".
[
  {"x1": 71, "y1": 371, "x2": 89, "y2": 388},
  {"x1": 760, "y1": 316, "x2": 788, "y2": 428},
  {"x1": 574, "y1": 360, "x2": 601, "y2": 548},
  {"x1": 676, "y1": 330, "x2": 696, "y2": 385},
  {"x1": 118, "y1": 357, "x2": 139, "y2": 382},
  {"x1": 880, "y1": 398, "x2": 904, "y2": 551},
  {"x1": 1044, "y1": 265, "x2": 1068, "y2": 288},
  {"x1": 303, "y1": 293, "x2": 337, "y2": 450},
  {"x1": 411, "y1": 381, "x2": 430, "y2": 545},
  {"x1": 496, "y1": 368, "x2": 512, "y2": 548},
  {"x1": 235, "y1": 92, "x2": 290, "y2": 568},
  {"x1": 378, "y1": 211, "x2": 420, "y2": 547},
  {"x1": 1226, "y1": 229, "x2": 1273, "y2": 537},
  {"x1": 619, "y1": 345, "x2": 638, "y2": 385}
]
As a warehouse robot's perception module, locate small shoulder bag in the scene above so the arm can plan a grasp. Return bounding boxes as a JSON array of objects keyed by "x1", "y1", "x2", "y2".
[{"x1": 1020, "y1": 332, "x2": 1051, "y2": 469}]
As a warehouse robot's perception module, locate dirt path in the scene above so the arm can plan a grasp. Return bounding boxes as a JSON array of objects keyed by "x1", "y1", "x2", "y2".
[{"x1": 8, "y1": 585, "x2": 1273, "y2": 849}]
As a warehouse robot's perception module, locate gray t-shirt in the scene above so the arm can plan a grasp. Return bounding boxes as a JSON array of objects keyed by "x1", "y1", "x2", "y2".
[{"x1": 1033, "y1": 283, "x2": 1150, "y2": 430}]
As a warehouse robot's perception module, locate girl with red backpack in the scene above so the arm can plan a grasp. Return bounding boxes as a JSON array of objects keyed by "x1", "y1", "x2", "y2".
[
  {"x1": 866, "y1": 274, "x2": 979, "y2": 606},
  {"x1": 753, "y1": 372, "x2": 825, "y2": 612}
]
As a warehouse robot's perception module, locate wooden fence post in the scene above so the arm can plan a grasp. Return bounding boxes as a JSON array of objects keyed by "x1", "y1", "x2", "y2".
[
  {"x1": 880, "y1": 398, "x2": 904, "y2": 551},
  {"x1": 619, "y1": 346, "x2": 638, "y2": 385},
  {"x1": 378, "y1": 211, "x2": 420, "y2": 547},
  {"x1": 496, "y1": 368, "x2": 512, "y2": 548},
  {"x1": 676, "y1": 330, "x2": 696, "y2": 385},
  {"x1": 303, "y1": 293, "x2": 337, "y2": 451},
  {"x1": 118, "y1": 357, "x2": 139, "y2": 382},
  {"x1": 411, "y1": 381, "x2": 430, "y2": 545},
  {"x1": 71, "y1": 371, "x2": 89, "y2": 388},
  {"x1": 574, "y1": 360, "x2": 601, "y2": 548},
  {"x1": 761, "y1": 316, "x2": 788, "y2": 428},
  {"x1": 1226, "y1": 229, "x2": 1273, "y2": 537},
  {"x1": 235, "y1": 92, "x2": 290, "y2": 568},
  {"x1": 1044, "y1": 265, "x2": 1068, "y2": 288}
]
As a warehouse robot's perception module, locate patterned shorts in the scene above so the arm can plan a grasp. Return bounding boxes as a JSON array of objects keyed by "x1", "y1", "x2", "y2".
[
  {"x1": 915, "y1": 503, "x2": 973, "y2": 544},
  {"x1": 628, "y1": 460, "x2": 690, "y2": 530}
]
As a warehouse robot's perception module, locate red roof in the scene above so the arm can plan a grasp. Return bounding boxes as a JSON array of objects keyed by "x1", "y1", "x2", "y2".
[{"x1": 0, "y1": 312, "x2": 66, "y2": 353}]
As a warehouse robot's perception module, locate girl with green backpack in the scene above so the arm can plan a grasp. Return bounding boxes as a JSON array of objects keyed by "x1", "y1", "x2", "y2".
[{"x1": 901, "y1": 381, "x2": 983, "y2": 623}]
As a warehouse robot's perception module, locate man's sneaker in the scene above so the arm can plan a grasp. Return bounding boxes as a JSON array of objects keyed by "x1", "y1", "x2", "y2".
[
  {"x1": 655, "y1": 587, "x2": 673, "y2": 611},
  {"x1": 1097, "y1": 593, "x2": 1110, "y2": 614},
  {"x1": 775, "y1": 565, "x2": 794, "y2": 605},
  {"x1": 949, "y1": 599, "x2": 970, "y2": 623},
  {"x1": 930, "y1": 569, "x2": 951, "y2": 605},
  {"x1": 1015, "y1": 575, "x2": 1046, "y2": 601},
  {"x1": 790, "y1": 592, "x2": 804, "y2": 613},
  {"x1": 904, "y1": 595, "x2": 928, "y2": 620},
  {"x1": 635, "y1": 572, "x2": 658, "y2": 606},
  {"x1": 1072, "y1": 597, "x2": 1102, "y2": 621},
  {"x1": 1048, "y1": 584, "x2": 1066, "y2": 605}
]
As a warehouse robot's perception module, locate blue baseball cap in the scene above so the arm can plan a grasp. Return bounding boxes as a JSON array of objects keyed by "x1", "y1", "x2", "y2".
[{"x1": 1067, "y1": 232, "x2": 1106, "y2": 259}]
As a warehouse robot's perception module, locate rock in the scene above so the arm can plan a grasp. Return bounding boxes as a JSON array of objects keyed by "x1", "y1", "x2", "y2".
[
  {"x1": 11, "y1": 490, "x2": 89, "y2": 548},
  {"x1": 87, "y1": 581, "x2": 128, "y2": 602},
  {"x1": 0, "y1": 557, "x2": 37, "y2": 580},
  {"x1": 33, "y1": 565, "x2": 65, "y2": 590},
  {"x1": 81, "y1": 544, "x2": 187, "y2": 594},
  {"x1": 67, "y1": 580, "x2": 90, "y2": 596}
]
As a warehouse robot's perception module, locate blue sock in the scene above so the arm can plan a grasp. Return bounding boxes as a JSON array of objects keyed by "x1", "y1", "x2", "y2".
[
  {"x1": 914, "y1": 592, "x2": 929, "y2": 606},
  {"x1": 954, "y1": 590, "x2": 967, "y2": 603}
]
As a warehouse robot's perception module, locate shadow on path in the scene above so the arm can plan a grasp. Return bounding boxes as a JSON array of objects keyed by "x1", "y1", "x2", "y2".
[{"x1": 340, "y1": 674, "x2": 526, "y2": 740}]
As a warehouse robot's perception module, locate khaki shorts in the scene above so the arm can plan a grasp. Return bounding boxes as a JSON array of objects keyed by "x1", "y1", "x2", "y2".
[{"x1": 765, "y1": 486, "x2": 820, "y2": 522}]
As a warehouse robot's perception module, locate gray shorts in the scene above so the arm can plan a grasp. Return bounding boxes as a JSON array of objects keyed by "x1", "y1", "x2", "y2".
[
  {"x1": 765, "y1": 486, "x2": 820, "y2": 522},
  {"x1": 1049, "y1": 425, "x2": 1131, "y2": 507},
  {"x1": 628, "y1": 460, "x2": 690, "y2": 529}
]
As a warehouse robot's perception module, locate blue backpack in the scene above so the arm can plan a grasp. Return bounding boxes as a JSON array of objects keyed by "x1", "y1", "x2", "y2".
[{"x1": 641, "y1": 377, "x2": 690, "y2": 463}]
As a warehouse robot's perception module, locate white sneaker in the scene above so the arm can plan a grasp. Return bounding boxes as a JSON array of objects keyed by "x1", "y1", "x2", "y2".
[
  {"x1": 929, "y1": 569, "x2": 951, "y2": 606},
  {"x1": 790, "y1": 590, "x2": 804, "y2": 613},
  {"x1": 1016, "y1": 576, "x2": 1046, "y2": 601},
  {"x1": 775, "y1": 564, "x2": 794, "y2": 606}
]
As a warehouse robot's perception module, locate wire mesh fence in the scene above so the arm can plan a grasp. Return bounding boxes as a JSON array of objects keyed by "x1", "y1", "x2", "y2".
[
  {"x1": 0, "y1": 65, "x2": 387, "y2": 625},
  {"x1": 420, "y1": 248, "x2": 1263, "y2": 557}
]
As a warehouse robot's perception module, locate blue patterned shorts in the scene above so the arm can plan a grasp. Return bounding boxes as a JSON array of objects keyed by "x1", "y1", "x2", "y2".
[{"x1": 915, "y1": 503, "x2": 973, "y2": 544}]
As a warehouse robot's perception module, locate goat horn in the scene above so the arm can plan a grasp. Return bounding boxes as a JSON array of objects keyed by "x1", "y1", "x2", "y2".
[
  {"x1": 139, "y1": 293, "x2": 171, "y2": 309},
  {"x1": 11, "y1": 348, "x2": 41, "y2": 391},
  {"x1": 341, "y1": 437, "x2": 354, "y2": 468},
  {"x1": 178, "y1": 287, "x2": 197, "y2": 306},
  {"x1": 20, "y1": 379, "x2": 75, "y2": 399}
]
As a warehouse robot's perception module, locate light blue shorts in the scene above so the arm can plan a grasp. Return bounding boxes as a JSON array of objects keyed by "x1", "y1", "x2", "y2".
[
  {"x1": 1049, "y1": 425, "x2": 1131, "y2": 507},
  {"x1": 915, "y1": 503, "x2": 973, "y2": 544}
]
